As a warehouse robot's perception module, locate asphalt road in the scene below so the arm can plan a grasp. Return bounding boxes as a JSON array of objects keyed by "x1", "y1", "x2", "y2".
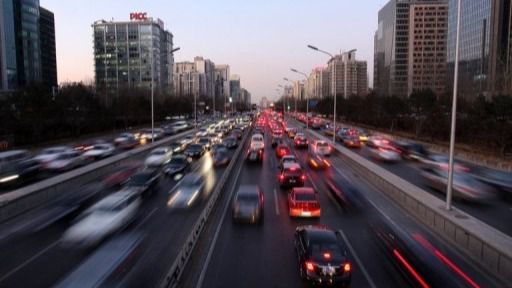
[{"x1": 184, "y1": 120, "x2": 497, "y2": 288}]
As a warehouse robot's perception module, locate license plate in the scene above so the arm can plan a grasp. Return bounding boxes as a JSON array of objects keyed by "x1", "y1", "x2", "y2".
[
  {"x1": 290, "y1": 179, "x2": 296, "y2": 183},
  {"x1": 301, "y1": 211, "x2": 311, "y2": 217}
]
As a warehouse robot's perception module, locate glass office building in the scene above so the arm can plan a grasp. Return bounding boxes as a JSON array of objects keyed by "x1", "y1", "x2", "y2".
[{"x1": 93, "y1": 17, "x2": 174, "y2": 102}]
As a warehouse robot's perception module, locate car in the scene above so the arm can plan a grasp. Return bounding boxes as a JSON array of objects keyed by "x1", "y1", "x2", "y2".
[
  {"x1": 114, "y1": 133, "x2": 138, "y2": 149},
  {"x1": 471, "y1": 167, "x2": 512, "y2": 196},
  {"x1": 294, "y1": 133, "x2": 308, "y2": 148},
  {"x1": 144, "y1": 147, "x2": 172, "y2": 167},
  {"x1": 180, "y1": 135, "x2": 195, "y2": 146},
  {"x1": 232, "y1": 185, "x2": 264, "y2": 224},
  {"x1": 184, "y1": 144, "x2": 205, "y2": 158},
  {"x1": 33, "y1": 146, "x2": 74, "y2": 166},
  {"x1": 196, "y1": 128, "x2": 209, "y2": 137},
  {"x1": 231, "y1": 128, "x2": 243, "y2": 140},
  {"x1": 275, "y1": 143, "x2": 291, "y2": 158},
  {"x1": 122, "y1": 168, "x2": 160, "y2": 196},
  {"x1": 163, "y1": 155, "x2": 190, "y2": 176},
  {"x1": 254, "y1": 128, "x2": 265, "y2": 136},
  {"x1": 82, "y1": 143, "x2": 116, "y2": 160},
  {"x1": 392, "y1": 141, "x2": 429, "y2": 161},
  {"x1": 197, "y1": 137, "x2": 212, "y2": 151},
  {"x1": 102, "y1": 164, "x2": 139, "y2": 188},
  {"x1": 311, "y1": 140, "x2": 331, "y2": 156},
  {"x1": 45, "y1": 150, "x2": 85, "y2": 172},
  {"x1": 308, "y1": 152, "x2": 331, "y2": 170},
  {"x1": 341, "y1": 135, "x2": 362, "y2": 148},
  {"x1": 278, "y1": 155, "x2": 297, "y2": 169},
  {"x1": 140, "y1": 128, "x2": 164, "y2": 141},
  {"x1": 250, "y1": 133, "x2": 265, "y2": 151},
  {"x1": 421, "y1": 168, "x2": 495, "y2": 202},
  {"x1": 288, "y1": 187, "x2": 321, "y2": 218},
  {"x1": 279, "y1": 163, "x2": 305, "y2": 188},
  {"x1": 325, "y1": 173, "x2": 366, "y2": 210},
  {"x1": 211, "y1": 143, "x2": 227, "y2": 154},
  {"x1": 294, "y1": 225, "x2": 352, "y2": 286},
  {"x1": 287, "y1": 128, "x2": 297, "y2": 138},
  {"x1": 271, "y1": 132, "x2": 283, "y2": 148},
  {"x1": 212, "y1": 147, "x2": 231, "y2": 166},
  {"x1": 419, "y1": 154, "x2": 470, "y2": 172},
  {"x1": 61, "y1": 191, "x2": 141, "y2": 247},
  {"x1": 167, "y1": 173, "x2": 206, "y2": 208},
  {"x1": 223, "y1": 136, "x2": 238, "y2": 149},
  {"x1": 0, "y1": 150, "x2": 40, "y2": 186},
  {"x1": 366, "y1": 137, "x2": 401, "y2": 162},
  {"x1": 169, "y1": 141, "x2": 187, "y2": 154}
]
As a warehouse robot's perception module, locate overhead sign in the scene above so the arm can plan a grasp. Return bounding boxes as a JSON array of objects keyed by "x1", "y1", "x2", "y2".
[{"x1": 130, "y1": 12, "x2": 148, "y2": 21}]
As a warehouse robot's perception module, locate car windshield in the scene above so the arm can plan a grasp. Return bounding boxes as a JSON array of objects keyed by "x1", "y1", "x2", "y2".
[
  {"x1": 317, "y1": 142, "x2": 328, "y2": 147},
  {"x1": 237, "y1": 193, "x2": 259, "y2": 204},
  {"x1": 169, "y1": 157, "x2": 186, "y2": 165},
  {"x1": 295, "y1": 193, "x2": 316, "y2": 201}
]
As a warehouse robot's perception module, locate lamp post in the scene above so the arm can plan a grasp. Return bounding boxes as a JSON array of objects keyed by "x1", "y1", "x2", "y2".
[
  {"x1": 446, "y1": 0, "x2": 462, "y2": 211},
  {"x1": 283, "y1": 77, "x2": 297, "y2": 115},
  {"x1": 150, "y1": 47, "x2": 155, "y2": 143},
  {"x1": 290, "y1": 68, "x2": 309, "y2": 129}
]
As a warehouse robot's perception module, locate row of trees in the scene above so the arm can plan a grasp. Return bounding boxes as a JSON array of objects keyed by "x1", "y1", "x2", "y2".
[
  {"x1": 0, "y1": 83, "x2": 198, "y2": 147},
  {"x1": 277, "y1": 90, "x2": 512, "y2": 158}
]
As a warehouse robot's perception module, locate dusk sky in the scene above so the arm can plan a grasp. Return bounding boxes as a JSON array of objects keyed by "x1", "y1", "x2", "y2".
[{"x1": 41, "y1": 0, "x2": 388, "y2": 103}]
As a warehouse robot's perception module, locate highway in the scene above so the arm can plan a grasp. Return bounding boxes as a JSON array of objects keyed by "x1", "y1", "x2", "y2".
[{"x1": 180, "y1": 119, "x2": 498, "y2": 288}]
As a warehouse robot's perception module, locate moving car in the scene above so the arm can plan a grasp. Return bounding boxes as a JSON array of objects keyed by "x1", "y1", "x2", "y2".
[
  {"x1": 102, "y1": 164, "x2": 139, "y2": 188},
  {"x1": 144, "y1": 147, "x2": 172, "y2": 167},
  {"x1": 82, "y1": 143, "x2": 115, "y2": 160},
  {"x1": 167, "y1": 173, "x2": 205, "y2": 208},
  {"x1": 114, "y1": 133, "x2": 138, "y2": 149},
  {"x1": 288, "y1": 187, "x2": 321, "y2": 218},
  {"x1": 184, "y1": 144, "x2": 205, "y2": 158},
  {"x1": 34, "y1": 146, "x2": 74, "y2": 166},
  {"x1": 140, "y1": 128, "x2": 164, "y2": 141},
  {"x1": 232, "y1": 185, "x2": 264, "y2": 224},
  {"x1": 275, "y1": 143, "x2": 291, "y2": 158},
  {"x1": 341, "y1": 134, "x2": 362, "y2": 148},
  {"x1": 246, "y1": 134, "x2": 265, "y2": 163},
  {"x1": 294, "y1": 133, "x2": 308, "y2": 149},
  {"x1": 61, "y1": 191, "x2": 141, "y2": 247},
  {"x1": 271, "y1": 132, "x2": 283, "y2": 148},
  {"x1": 223, "y1": 136, "x2": 238, "y2": 149},
  {"x1": 294, "y1": 225, "x2": 352, "y2": 286},
  {"x1": 0, "y1": 150, "x2": 40, "y2": 186},
  {"x1": 197, "y1": 137, "x2": 212, "y2": 151},
  {"x1": 45, "y1": 151, "x2": 85, "y2": 172},
  {"x1": 325, "y1": 172, "x2": 365, "y2": 210},
  {"x1": 169, "y1": 141, "x2": 187, "y2": 154},
  {"x1": 123, "y1": 168, "x2": 160, "y2": 196},
  {"x1": 307, "y1": 152, "x2": 331, "y2": 170},
  {"x1": 278, "y1": 155, "x2": 297, "y2": 169},
  {"x1": 393, "y1": 141, "x2": 429, "y2": 161},
  {"x1": 231, "y1": 128, "x2": 243, "y2": 140},
  {"x1": 180, "y1": 135, "x2": 195, "y2": 146},
  {"x1": 366, "y1": 137, "x2": 401, "y2": 162},
  {"x1": 212, "y1": 147, "x2": 231, "y2": 166},
  {"x1": 310, "y1": 140, "x2": 331, "y2": 156},
  {"x1": 163, "y1": 155, "x2": 190, "y2": 176},
  {"x1": 196, "y1": 128, "x2": 209, "y2": 137},
  {"x1": 279, "y1": 163, "x2": 305, "y2": 188}
]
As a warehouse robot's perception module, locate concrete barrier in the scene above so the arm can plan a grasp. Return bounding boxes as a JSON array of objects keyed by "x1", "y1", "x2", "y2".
[
  {"x1": 0, "y1": 129, "x2": 194, "y2": 224},
  {"x1": 308, "y1": 128, "x2": 512, "y2": 283}
]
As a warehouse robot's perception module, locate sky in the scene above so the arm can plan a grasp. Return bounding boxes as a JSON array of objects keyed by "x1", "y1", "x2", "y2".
[{"x1": 41, "y1": 0, "x2": 389, "y2": 103}]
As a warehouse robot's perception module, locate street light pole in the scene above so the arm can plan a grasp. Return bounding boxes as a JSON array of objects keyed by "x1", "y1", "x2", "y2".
[
  {"x1": 446, "y1": 0, "x2": 462, "y2": 210},
  {"x1": 150, "y1": 47, "x2": 155, "y2": 143},
  {"x1": 290, "y1": 68, "x2": 309, "y2": 129}
]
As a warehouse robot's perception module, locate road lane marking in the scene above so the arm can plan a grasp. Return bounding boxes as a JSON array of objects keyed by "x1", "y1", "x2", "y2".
[
  {"x1": 0, "y1": 241, "x2": 59, "y2": 283},
  {"x1": 308, "y1": 173, "x2": 320, "y2": 192},
  {"x1": 273, "y1": 188, "x2": 280, "y2": 215},
  {"x1": 195, "y1": 153, "x2": 244, "y2": 288},
  {"x1": 134, "y1": 207, "x2": 158, "y2": 230},
  {"x1": 337, "y1": 229, "x2": 377, "y2": 288}
]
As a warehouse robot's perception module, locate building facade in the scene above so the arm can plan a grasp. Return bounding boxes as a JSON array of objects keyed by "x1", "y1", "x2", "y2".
[
  {"x1": 194, "y1": 56, "x2": 215, "y2": 98},
  {"x1": 293, "y1": 80, "x2": 305, "y2": 101},
  {"x1": 327, "y1": 51, "x2": 368, "y2": 98},
  {"x1": 306, "y1": 67, "x2": 330, "y2": 99},
  {"x1": 214, "y1": 64, "x2": 230, "y2": 102},
  {"x1": 229, "y1": 74, "x2": 241, "y2": 104},
  {"x1": 173, "y1": 61, "x2": 197, "y2": 96},
  {"x1": 93, "y1": 15, "x2": 175, "y2": 101},
  {"x1": 0, "y1": 0, "x2": 56, "y2": 91}
]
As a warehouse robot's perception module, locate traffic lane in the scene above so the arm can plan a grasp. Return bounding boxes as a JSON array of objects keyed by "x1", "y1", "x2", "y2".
[
  {"x1": 0, "y1": 149, "x2": 216, "y2": 287},
  {"x1": 199, "y1": 142, "x2": 385, "y2": 287}
]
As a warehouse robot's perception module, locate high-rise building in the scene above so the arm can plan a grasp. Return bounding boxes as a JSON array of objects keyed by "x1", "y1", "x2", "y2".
[
  {"x1": 214, "y1": 64, "x2": 230, "y2": 102},
  {"x1": 93, "y1": 15, "x2": 175, "y2": 102},
  {"x1": 375, "y1": 0, "x2": 447, "y2": 98},
  {"x1": 194, "y1": 56, "x2": 215, "y2": 98},
  {"x1": 230, "y1": 74, "x2": 241, "y2": 104},
  {"x1": 293, "y1": 80, "x2": 305, "y2": 101},
  {"x1": 173, "y1": 61, "x2": 197, "y2": 96},
  {"x1": 327, "y1": 51, "x2": 368, "y2": 98},
  {"x1": 306, "y1": 67, "x2": 330, "y2": 99},
  {"x1": 0, "y1": 0, "x2": 56, "y2": 91}
]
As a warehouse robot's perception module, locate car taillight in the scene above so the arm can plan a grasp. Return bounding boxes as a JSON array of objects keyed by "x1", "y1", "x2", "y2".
[
  {"x1": 343, "y1": 262, "x2": 351, "y2": 272},
  {"x1": 279, "y1": 174, "x2": 285, "y2": 180},
  {"x1": 305, "y1": 261, "x2": 315, "y2": 272},
  {"x1": 301, "y1": 174, "x2": 306, "y2": 181}
]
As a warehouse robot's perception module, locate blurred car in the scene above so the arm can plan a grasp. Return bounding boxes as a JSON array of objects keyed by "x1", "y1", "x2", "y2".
[
  {"x1": 196, "y1": 128, "x2": 209, "y2": 137},
  {"x1": 169, "y1": 141, "x2": 187, "y2": 154},
  {"x1": 82, "y1": 143, "x2": 115, "y2": 160},
  {"x1": 180, "y1": 135, "x2": 195, "y2": 146},
  {"x1": 232, "y1": 185, "x2": 264, "y2": 224},
  {"x1": 294, "y1": 133, "x2": 308, "y2": 149},
  {"x1": 311, "y1": 140, "x2": 331, "y2": 156},
  {"x1": 45, "y1": 150, "x2": 85, "y2": 172},
  {"x1": 288, "y1": 187, "x2": 320, "y2": 218},
  {"x1": 223, "y1": 136, "x2": 238, "y2": 149},
  {"x1": 163, "y1": 155, "x2": 190, "y2": 176},
  {"x1": 279, "y1": 163, "x2": 305, "y2": 188},
  {"x1": 275, "y1": 143, "x2": 291, "y2": 158},
  {"x1": 61, "y1": 191, "x2": 141, "y2": 247},
  {"x1": 211, "y1": 143, "x2": 227, "y2": 154},
  {"x1": 357, "y1": 129, "x2": 369, "y2": 142},
  {"x1": 471, "y1": 167, "x2": 512, "y2": 196},
  {"x1": 325, "y1": 173, "x2": 365, "y2": 210},
  {"x1": 366, "y1": 137, "x2": 401, "y2": 162},
  {"x1": 294, "y1": 225, "x2": 351, "y2": 286},
  {"x1": 419, "y1": 154, "x2": 470, "y2": 172},
  {"x1": 254, "y1": 127, "x2": 265, "y2": 136},
  {"x1": 34, "y1": 146, "x2": 74, "y2": 166},
  {"x1": 140, "y1": 128, "x2": 164, "y2": 141},
  {"x1": 421, "y1": 168, "x2": 495, "y2": 202},
  {"x1": 167, "y1": 173, "x2": 205, "y2": 208},
  {"x1": 393, "y1": 141, "x2": 429, "y2": 161},
  {"x1": 123, "y1": 168, "x2": 160, "y2": 196},
  {"x1": 278, "y1": 155, "x2": 297, "y2": 169},
  {"x1": 114, "y1": 133, "x2": 138, "y2": 149},
  {"x1": 102, "y1": 164, "x2": 139, "y2": 188},
  {"x1": 231, "y1": 128, "x2": 243, "y2": 140},
  {"x1": 271, "y1": 132, "x2": 283, "y2": 148},
  {"x1": 0, "y1": 150, "x2": 40, "y2": 186},
  {"x1": 286, "y1": 127, "x2": 297, "y2": 138},
  {"x1": 341, "y1": 135, "x2": 362, "y2": 148},
  {"x1": 197, "y1": 137, "x2": 212, "y2": 151},
  {"x1": 308, "y1": 152, "x2": 331, "y2": 170},
  {"x1": 212, "y1": 147, "x2": 231, "y2": 166},
  {"x1": 184, "y1": 144, "x2": 205, "y2": 158},
  {"x1": 144, "y1": 147, "x2": 172, "y2": 167}
]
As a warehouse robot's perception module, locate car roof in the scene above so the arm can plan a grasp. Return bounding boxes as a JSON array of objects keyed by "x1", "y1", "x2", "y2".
[
  {"x1": 283, "y1": 162, "x2": 301, "y2": 169},
  {"x1": 297, "y1": 225, "x2": 337, "y2": 242}
]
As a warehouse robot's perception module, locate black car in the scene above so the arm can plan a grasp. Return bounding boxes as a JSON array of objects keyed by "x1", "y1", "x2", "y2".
[
  {"x1": 124, "y1": 168, "x2": 160, "y2": 196},
  {"x1": 184, "y1": 144, "x2": 205, "y2": 158},
  {"x1": 294, "y1": 225, "x2": 352, "y2": 286},
  {"x1": 169, "y1": 141, "x2": 187, "y2": 154},
  {"x1": 232, "y1": 185, "x2": 264, "y2": 224},
  {"x1": 231, "y1": 128, "x2": 243, "y2": 140},
  {"x1": 211, "y1": 143, "x2": 227, "y2": 154},
  {"x1": 223, "y1": 137, "x2": 238, "y2": 149},
  {"x1": 393, "y1": 142, "x2": 429, "y2": 161},
  {"x1": 163, "y1": 155, "x2": 190, "y2": 176},
  {"x1": 278, "y1": 163, "x2": 305, "y2": 188},
  {"x1": 212, "y1": 147, "x2": 231, "y2": 166},
  {"x1": 294, "y1": 135, "x2": 309, "y2": 149},
  {"x1": 197, "y1": 137, "x2": 211, "y2": 150}
]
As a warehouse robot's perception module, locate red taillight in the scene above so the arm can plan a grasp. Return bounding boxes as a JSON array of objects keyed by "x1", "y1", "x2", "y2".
[
  {"x1": 279, "y1": 174, "x2": 285, "y2": 180},
  {"x1": 301, "y1": 174, "x2": 306, "y2": 181},
  {"x1": 305, "y1": 261, "x2": 315, "y2": 271},
  {"x1": 323, "y1": 252, "x2": 331, "y2": 259},
  {"x1": 343, "y1": 262, "x2": 351, "y2": 272}
]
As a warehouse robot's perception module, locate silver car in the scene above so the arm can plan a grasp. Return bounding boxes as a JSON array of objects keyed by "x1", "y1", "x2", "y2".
[
  {"x1": 167, "y1": 173, "x2": 205, "y2": 208},
  {"x1": 232, "y1": 185, "x2": 264, "y2": 224}
]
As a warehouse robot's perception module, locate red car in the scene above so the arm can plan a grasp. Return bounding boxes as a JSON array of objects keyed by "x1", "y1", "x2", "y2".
[
  {"x1": 276, "y1": 144, "x2": 291, "y2": 158},
  {"x1": 288, "y1": 187, "x2": 321, "y2": 217},
  {"x1": 102, "y1": 164, "x2": 139, "y2": 188}
]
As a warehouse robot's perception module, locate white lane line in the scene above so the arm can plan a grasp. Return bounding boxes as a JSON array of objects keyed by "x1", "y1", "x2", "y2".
[
  {"x1": 195, "y1": 155, "x2": 244, "y2": 288},
  {"x1": 0, "y1": 241, "x2": 59, "y2": 283},
  {"x1": 273, "y1": 188, "x2": 280, "y2": 215},
  {"x1": 134, "y1": 207, "x2": 158, "y2": 230},
  {"x1": 337, "y1": 229, "x2": 377, "y2": 288}
]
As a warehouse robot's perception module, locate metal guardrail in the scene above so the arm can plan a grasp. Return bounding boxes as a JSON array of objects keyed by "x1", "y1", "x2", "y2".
[
  {"x1": 0, "y1": 129, "x2": 195, "y2": 224},
  {"x1": 306, "y1": 127, "x2": 512, "y2": 283},
  {"x1": 160, "y1": 128, "x2": 250, "y2": 288}
]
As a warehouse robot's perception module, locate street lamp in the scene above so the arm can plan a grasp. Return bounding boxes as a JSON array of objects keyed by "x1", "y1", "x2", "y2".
[
  {"x1": 446, "y1": 0, "x2": 462, "y2": 210},
  {"x1": 290, "y1": 68, "x2": 309, "y2": 129},
  {"x1": 283, "y1": 77, "x2": 297, "y2": 114}
]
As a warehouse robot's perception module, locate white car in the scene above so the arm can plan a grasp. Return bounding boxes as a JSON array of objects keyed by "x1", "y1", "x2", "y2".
[
  {"x1": 61, "y1": 191, "x2": 141, "y2": 246},
  {"x1": 45, "y1": 151, "x2": 85, "y2": 171},
  {"x1": 196, "y1": 128, "x2": 209, "y2": 137},
  {"x1": 366, "y1": 137, "x2": 401, "y2": 162},
  {"x1": 180, "y1": 135, "x2": 195, "y2": 146},
  {"x1": 144, "y1": 147, "x2": 172, "y2": 167},
  {"x1": 83, "y1": 143, "x2": 115, "y2": 159},
  {"x1": 33, "y1": 146, "x2": 74, "y2": 165},
  {"x1": 250, "y1": 134, "x2": 265, "y2": 151},
  {"x1": 311, "y1": 140, "x2": 331, "y2": 156}
]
